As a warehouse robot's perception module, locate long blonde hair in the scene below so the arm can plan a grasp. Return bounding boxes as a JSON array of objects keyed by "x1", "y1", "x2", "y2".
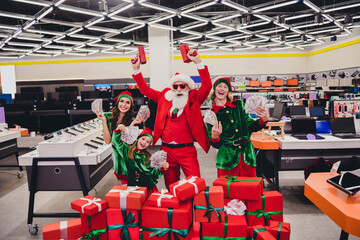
[
  {"x1": 209, "y1": 89, "x2": 233, "y2": 104},
  {"x1": 128, "y1": 140, "x2": 151, "y2": 166}
]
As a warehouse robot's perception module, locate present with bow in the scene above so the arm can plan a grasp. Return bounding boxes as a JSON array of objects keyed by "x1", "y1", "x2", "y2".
[
  {"x1": 43, "y1": 218, "x2": 83, "y2": 240},
  {"x1": 142, "y1": 200, "x2": 193, "y2": 239},
  {"x1": 147, "y1": 189, "x2": 180, "y2": 208},
  {"x1": 80, "y1": 211, "x2": 107, "y2": 240},
  {"x1": 105, "y1": 186, "x2": 147, "y2": 210},
  {"x1": 213, "y1": 175, "x2": 263, "y2": 200},
  {"x1": 246, "y1": 191, "x2": 283, "y2": 226},
  {"x1": 191, "y1": 214, "x2": 247, "y2": 239},
  {"x1": 268, "y1": 221, "x2": 290, "y2": 240},
  {"x1": 194, "y1": 186, "x2": 225, "y2": 223},
  {"x1": 106, "y1": 208, "x2": 140, "y2": 240},
  {"x1": 169, "y1": 175, "x2": 206, "y2": 201},
  {"x1": 71, "y1": 195, "x2": 108, "y2": 217},
  {"x1": 249, "y1": 225, "x2": 275, "y2": 240}
]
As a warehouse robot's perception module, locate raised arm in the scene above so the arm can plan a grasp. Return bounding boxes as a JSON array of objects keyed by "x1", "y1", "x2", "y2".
[
  {"x1": 187, "y1": 49, "x2": 212, "y2": 104},
  {"x1": 131, "y1": 54, "x2": 162, "y2": 102}
]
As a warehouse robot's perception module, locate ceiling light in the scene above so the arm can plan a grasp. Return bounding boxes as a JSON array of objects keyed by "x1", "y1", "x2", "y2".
[
  {"x1": 0, "y1": 12, "x2": 32, "y2": 20},
  {"x1": 84, "y1": 17, "x2": 105, "y2": 28},
  {"x1": 180, "y1": 13, "x2": 209, "y2": 23},
  {"x1": 323, "y1": 3, "x2": 360, "y2": 13},
  {"x1": 285, "y1": 14, "x2": 313, "y2": 21},
  {"x1": 8, "y1": 42, "x2": 37, "y2": 47},
  {"x1": 180, "y1": 29, "x2": 203, "y2": 37},
  {"x1": 212, "y1": 14, "x2": 241, "y2": 23},
  {"x1": 253, "y1": 14, "x2": 272, "y2": 22},
  {"x1": 111, "y1": 16, "x2": 144, "y2": 25},
  {"x1": 182, "y1": 1, "x2": 217, "y2": 14},
  {"x1": 140, "y1": 2, "x2": 177, "y2": 14},
  {"x1": 330, "y1": 35, "x2": 337, "y2": 42},
  {"x1": 67, "y1": 28, "x2": 83, "y2": 36},
  {"x1": 271, "y1": 46, "x2": 292, "y2": 51},
  {"x1": 36, "y1": 7, "x2": 54, "y2": 21},
  {"x1": 12, "y1": 0, "x2": 49, "y2": 7},
  {"x1": 303, "y1": 0, "x2": 321, "y2": 13},
  {"x1": 253, "y1": 0, "x2": 298, "y2": 13},
  {"x1": 181, "y1": 22, "x2": 208, "y2": 31},
  {"x1": 221, "y1": 0, "x2": 249, "y2": 13},
  {"x1": 23, "y1": 20, "x2": 36, "y2": 30},
  {"x1": 13, "y1": 29, "x2": 23, "y2": 38},
  {"x1": 108, "y1": 3, "x2": 134, "y2": 17},
  {"x1": 58, "y1": 5, "x2": 103, "y2": 17},
  {"x1": 149, "y1": 23, "x2": 177, "y2": 31},
  {"x1": 122, "y1": 24, "x2": 145, "y2": 33},
  {"x1": 148, "y1": 14, "x2": 175, "y2": 24}
]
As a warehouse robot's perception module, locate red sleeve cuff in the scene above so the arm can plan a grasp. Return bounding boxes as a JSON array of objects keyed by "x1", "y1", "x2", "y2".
[
  {"x1": 259, "y1": 119, "x2": 268, "y2": 126},
  {"x1": 212, "y1": 137, "x2": 220, "y2": 142},
  {"x1": 114, "y1": 129, "x2": 121, "y2": 134}
]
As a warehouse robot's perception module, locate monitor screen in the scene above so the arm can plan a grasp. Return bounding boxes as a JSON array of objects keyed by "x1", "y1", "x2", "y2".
[
  {"x1": 94, "y1": 84, "x2": 112, "y2": 92},
  {"x1": 330, "y1": 118, "x2": 355, "y2": 134},
  {"x1": 291, "y1": 118, "x2": 316, "y2": 134},
  {"x1": 310, "y1": 107, "x2": 324, "y2": 117},
  {"x1": 20, "y1": 87, "x2": 43, "y2": 93},
  {"x1": 289, "y1": 105, "x2": 306, "y2": 116}
]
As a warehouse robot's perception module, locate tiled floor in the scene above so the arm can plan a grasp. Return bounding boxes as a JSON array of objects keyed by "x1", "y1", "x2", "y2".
[{"x1": 0, "y1": 147, "x2": 359, "y2": 240}]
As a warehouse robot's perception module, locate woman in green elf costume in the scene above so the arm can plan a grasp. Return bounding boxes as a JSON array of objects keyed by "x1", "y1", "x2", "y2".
[
  {"x1": 206, "y1": 78, "x2": 269, "y2": 177},
  {"x1": 96, "y1": 90, "x2": 143, "y2": 183}
]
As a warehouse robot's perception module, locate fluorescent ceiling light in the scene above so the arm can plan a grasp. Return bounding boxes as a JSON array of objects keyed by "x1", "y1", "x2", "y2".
[
  {"x1": 221, "y1": 0, "x2": 249, "y2": 13},
  {"x1": 2, "y1": 47, "x2": 29, "y2": 52},
  {"x1": 111, "y1": 16, "x2": 144, "y2": 25},
  {"x1": 180, "y1": 29, "x2": 203, "y2": 37},
  {"x1": 67, "y1": 28, "x2": 83, "y2": 36},
  {"x1": 234, "y1": 46, "x2": 255, "y2": 51},
  {"x1": 140, "y1": 2, "x2": 177, "y2": 14},
  {"x1": 178, "y1": 36, "x2": 202, "y2": 42},
  {"x1": 104, "y1": 38, "x2": 130, "y2": 44},
  {"x1": 253, "y1": 0, "x2": 298, "y2": 13},
  {"x1": 56, "y1": 40, "x2": 82, "y2": 45},
  {"x1": 148, "y1": 23, "x2": 177, "y2": 31},
  {"x1": 28, "y1": 53, "x2": 52, "y2": 57},
  {"x1": 87, "y1": 39, "x2": 101, "y2": 45},
  {"x1": 180, "y1": 13, "x2": 209, "y2": 23},
  {"x1": 26, "y1": 29, "x2": 63, "y2": 36},
  {"x1": 261, "y1": 28, "x2": 286, "y2": 34},
  {"x1": 218, "y1": 47, "x2": 234, "y2": 51},
  {"x1": 108, "y1": 3, "x2": 134, "y2": 17},
  {"x1": 8, "y1": 42, "x2": 37, "y2": 47},
  {"x1": 309, "y1": 28, "x2": 339, "y2": 34},
  {"x1": 13, "y1": 29, "x2": 23, "y2": 38},
  {"x1": 241, "y1": 21, "x2": 269, "y2": 29},
  {"x1": 54, "y1": 0, "x2": 67, "y2": 7},
  {"x1": 71, "y1": 34, "x2": 99, "y2": 40},
  {"x1": 271, "y1": 46, "x2": 293, "y2": 51},
  {"x1": 0, "y1": 56, "x2": 19, "y2": 59},
  {"x1": 88, "y1": 26, "x2": 119, "y2": 34},
  {"x1": 58, "y1": 5, "x2": 103, "y2": 17},
  {"x1": 290, "y1": 28, "x2": 303, "y2": 34},
  {"x1": 324, "y1": 3, "x2": 360, "y2": 13},
  {"x1": 122, "y1": 24, "x2": 145, "y2": 33},
  {"x1": 37, "y1": 7, "x2": 54, "y2": 21},
  {"x1": 285, "y1": 14, "x2": 313, "y2": 21},
  {"x1": 259, "y1": 43, "x2": 282, "y2": 48},
  {"x1": 148, "y1": 14, "x2": 176, "y2": 24},
  {"x1": 303, "y1": 0, "x2": 321, "y2": 13},
  {"x1": 12, "y1": 0, "x2": 50, "y2": 7},
  {"x1": 63, "y1": 52, "x2": 87, "y2": 56},
  {"x1": 212, "y1": 22, "x2": 236, "y2": 31},
  {"x1": 0, "y1": 11, "x2": 32, "y2": 20},
  {"x1": 0, "y1": 24, "x2": 18, "y2": 30},
  {"x1": 182, "y1": 1, "x2": 217, "y2": 14},
  {"x1": 253, "y1": 14, "x2": 272, "y2": 22},
  {"x1": 212, "y1": 14, "x2": 241, "y2": 23},
  {"x1": 181, "y1": 22, "x2": 208, "y2": 31},
  {"x1": 17, "y1": 36, "x2": 50, "y2": 42},
  {"x1": 37, "y1": 50, "x2": 62, "y2": 54},
  {"x1": 44, "y1": 45, "x2": 71, "y2": 50},
  {"x1": 84, "y1": 17, "x2": 105, "y2": 28}
]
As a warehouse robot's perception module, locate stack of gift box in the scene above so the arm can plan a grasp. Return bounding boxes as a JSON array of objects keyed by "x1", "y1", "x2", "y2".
[{"x1": 42, "y1": 175, "x2": 290, "y2": 240}]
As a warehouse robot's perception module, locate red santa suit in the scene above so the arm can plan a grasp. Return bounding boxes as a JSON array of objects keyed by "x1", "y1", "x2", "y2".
[{"x1": 132, "y1": 66, "x2": 211, "y2": 189}]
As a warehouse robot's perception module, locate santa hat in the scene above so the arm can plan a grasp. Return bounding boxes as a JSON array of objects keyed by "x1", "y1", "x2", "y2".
[
  {"x1": 137, "y1": 128, "x2": 153, "y2": 143},
  {"x1": 114, "y1": 90, "x2": 133, "y2": 103},
  {"x1": 213, "y1": 77, "x2": 232, "y2": 92},
  {"x1": 169, "y1": 73, "x2": 195, "y2": 90}
]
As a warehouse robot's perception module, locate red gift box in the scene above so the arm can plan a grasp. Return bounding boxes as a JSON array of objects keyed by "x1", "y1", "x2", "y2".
[
  {"x1": 105, "y1": 186, "x2": 147, "y2": 210},
  {"x1": 107, "y1": 208, "x2": 140, "y2": 240},
  {"x1": 147, "y1": 189, "x2": 180, "y2": 208},
  {"x1": 194, "y1": 186, "x2": 224, "y2": 223},
  {"x1": 71, "y1": 195, "x2": 108, "y2": 216},
  {"x1": 213, "y1": 175, "x2": 263, "y2": 200},
  {"x1": 246, "y1": 191, "x2": 283, "y2": 226},
  {"x1": 142, "y1": 200, "x2": 193, "y2": 240},
  {"x1": 192, "y1": 215, "x2": 247, "y2": 239},
  {"x1": 80, "y1": 211, "x2": 107, "y2": 240},
  {"x1": 169, "y1": 176, "x2": 206, "y2": 201},
  {"x1": 268, "y1": 220, "x2": 290, "y2": 240},
  {"x1": 43, "y1": 218, "x2": 82, "y2": 239},
  {"x1": 250, "y1": 225, "x2": 276, "y2": 240}
]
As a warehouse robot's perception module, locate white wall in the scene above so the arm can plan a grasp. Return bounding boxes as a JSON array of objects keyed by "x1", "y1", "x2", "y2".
[{"x1": 7, "y1": 36, "x2": 360, "y2": 82}]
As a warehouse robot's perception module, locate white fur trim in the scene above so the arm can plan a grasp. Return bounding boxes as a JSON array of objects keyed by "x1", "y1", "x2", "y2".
[{"x1": 170, "y1": 73, "x2": 194, "y2": 90}]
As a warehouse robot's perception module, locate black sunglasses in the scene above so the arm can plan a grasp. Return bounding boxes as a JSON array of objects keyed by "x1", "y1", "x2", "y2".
[{"x1": 173, "y1": 84, "x2": 187, "y2": 90}]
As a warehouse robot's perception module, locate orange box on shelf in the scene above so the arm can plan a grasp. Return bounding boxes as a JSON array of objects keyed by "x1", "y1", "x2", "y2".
[
  {"x1": 259, "y1": 90, "x2": 268, "y2": 92},
  {"x1": 286, "y1": 79, "x2": 298, "y2": 86},
  {"x1": 261, "y1": 81, "x2": 271, "y2": 87},
  {"x1": 274, "y1": 80, "x2": 284, "y2": 86},
  {"x1": 10, "y1": 128, "x2": 29, "y2": 136},
  {"x1": 250, "y1": 80, "x2": 260, "y2": 87},
  {"x1": 287, "y1": 88, "x2": 298, "y2": 91},
  {"x1": 274, "y1": 89, "x2": 283, "y2": 92}
]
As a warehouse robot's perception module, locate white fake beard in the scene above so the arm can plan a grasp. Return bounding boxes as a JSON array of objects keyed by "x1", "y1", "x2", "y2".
[{"x1": 164, "y1": 90, "x2": 189, "y2": 109}]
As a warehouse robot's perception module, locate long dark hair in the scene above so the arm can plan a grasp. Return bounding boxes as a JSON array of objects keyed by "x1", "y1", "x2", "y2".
[
  {"x1": 128, "y1": 139, "x2": 151, "y2": 165},
  {"x1": 109, "y1": 98, "x2": 135, "y2": 133}
]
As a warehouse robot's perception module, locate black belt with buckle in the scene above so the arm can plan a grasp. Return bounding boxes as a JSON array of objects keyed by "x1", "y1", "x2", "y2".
[
  {"x1": 228, "y1": 138, "x2": 251, "y2": 148},
  {"x1": 162, "y1": 142, "x2": 194, "y2": 148}
]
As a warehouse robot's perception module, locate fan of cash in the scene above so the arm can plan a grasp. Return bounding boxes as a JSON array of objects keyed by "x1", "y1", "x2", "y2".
[
  {"x1": 244, "y1": 95, "x2": 266, "y2": 114},
  {"x1": 204, "y1": 110, "x2": 218, "y2": 126},
  {"x1": 150, "y1": 150, "x2": 167, "y2": 169},
  {"x1": 121, "y1": 126, "x2": 140, "y2": 145},
  {"x1": 136, "y1": 105, "x2": 151, "y2": 122},
  {"x1": 91, "y1": 99, "x2": 103, "y2": 114}
]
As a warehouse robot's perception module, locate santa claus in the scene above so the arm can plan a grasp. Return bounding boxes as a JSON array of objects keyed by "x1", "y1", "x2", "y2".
[{"x1": 131, "y1": 49, "x2": 211, "y2": 189}]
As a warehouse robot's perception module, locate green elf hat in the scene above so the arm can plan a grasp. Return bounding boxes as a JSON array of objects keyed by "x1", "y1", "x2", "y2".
[
  {"x1": 114, "y1": 90, "x2": 133, "y2": 103},
  {"x1": 213, "y1": 77, "x2": 232, "y2": 92},
  {"x1": 138, "y1": 128, "x2": 153, "y2": 143}
]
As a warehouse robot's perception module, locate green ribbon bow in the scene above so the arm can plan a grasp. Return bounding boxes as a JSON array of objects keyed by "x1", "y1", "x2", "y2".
[
  {"x1": 199, "y1": 215, "x2": 246, "y2": 240},
  {"x1": 246, "y1": 194, "x2": 283, "y2": 225},
  {"x1": 251, "y1": 227, "x2": 267, "y2": 240},
  {"x1": 108, "y1": 209, "x2": 139, "y2": 240},
  {"x1": 144, "y1": 209, "x2": 190, "y2": 240},
  {"x1": 216, "y1": 175, "x2": 261, "y2": 198},
  {"x1": 80, "y1": 216, "x2": 107, "y2": 240},
  {"x1": 194, "y1": 187, "x2": 224, "y2": 222}
]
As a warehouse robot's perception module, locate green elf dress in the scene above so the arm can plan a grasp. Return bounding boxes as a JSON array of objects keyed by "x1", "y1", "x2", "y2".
[
  {"x1": 111, "y1": 129, "x2": 163, "y2": 193},
  {"x1": 206, "y1": 99, "x2": 267, "y2": 170}
]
